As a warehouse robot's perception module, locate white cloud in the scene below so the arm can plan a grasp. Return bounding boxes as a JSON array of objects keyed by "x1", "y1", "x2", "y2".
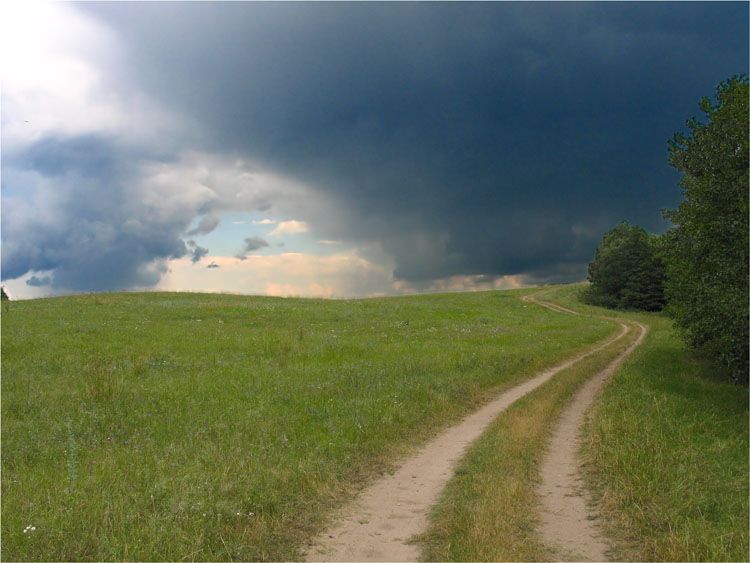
[
  {"x1": 0, "y1": 2, "x2": 191, "y2": 152},
  {"x1": 317, "y1": 240, "x2": 342, "y2": 245},
  {"x1": 1, "y1": 270, "x2": 58, "y2": 300},
  {"x1": 269, "y1": 220, "x2": 309, "y2": 236},
  {"x1": 134, "y1": 151, "x2": 318, "y2": 229},
  {"x1": 158, "y1": 249, "x2": 394, "y2": 298}
]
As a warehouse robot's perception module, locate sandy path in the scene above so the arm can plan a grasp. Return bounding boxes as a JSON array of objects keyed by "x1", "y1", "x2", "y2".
[
  {"x1": 537, "y1": 319, "x2": 648, "y2": 561},
  {"x1": 304, "y1": 291, "x2": 628, "y2": 562}
]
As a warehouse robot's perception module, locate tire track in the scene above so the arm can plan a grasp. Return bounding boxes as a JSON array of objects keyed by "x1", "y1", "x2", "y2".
[
  {"x1": 532, "y1": 290, "x2": 648, "y2": 561},
  {"x1": 305, "y1": 289, "x2": 634, "y2": 562}
]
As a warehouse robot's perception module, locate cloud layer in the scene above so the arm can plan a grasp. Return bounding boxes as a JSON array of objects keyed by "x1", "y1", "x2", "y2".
[{"x1": 2, "y1": 2, "x2": 748, "y2": 297}]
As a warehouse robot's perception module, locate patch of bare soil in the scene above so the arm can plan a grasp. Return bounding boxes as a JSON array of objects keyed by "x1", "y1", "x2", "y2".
[
  {"x1": 537, "y1": 320, "x2": 648, "y2": 561},
  {"x1": 304, "y1": 292, "x2": 631, "y2": 562}
]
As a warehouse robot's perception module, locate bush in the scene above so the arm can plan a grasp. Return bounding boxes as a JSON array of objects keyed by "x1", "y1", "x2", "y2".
[
  {"x1": 583, "y1": 222, "x2": 666, "y2": 312},
  {"x1": 662, "y1": 75, "x2": 749, "y2": 383}
]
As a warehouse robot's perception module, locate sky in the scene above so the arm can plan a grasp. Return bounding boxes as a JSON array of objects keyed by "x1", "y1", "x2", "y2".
[{"x1": 1, "y1": 2, "x2": 748, "y2": 300}]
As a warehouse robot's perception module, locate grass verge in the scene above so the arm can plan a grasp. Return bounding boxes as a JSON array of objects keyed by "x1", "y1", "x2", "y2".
[
  {"x1": 417, "y1": 299, "x2": 640, "y2": 561},
  {"x1": 1, "y1": 289, "x2": 613, "y2": 561},
  {"x1": 419, "y1": 285, "x2": 748, "y2": 561},
  {"x1": 576, "y1": 305, "x2": 749, "y2": 560}
]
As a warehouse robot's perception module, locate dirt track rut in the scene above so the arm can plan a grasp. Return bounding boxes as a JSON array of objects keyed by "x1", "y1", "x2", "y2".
[
  {"x1": 304, "y1": 290, "x2": 645, "y2": 562},
  {"x1": 537, "y1": 318, "x2": 647, "y2": 560}
]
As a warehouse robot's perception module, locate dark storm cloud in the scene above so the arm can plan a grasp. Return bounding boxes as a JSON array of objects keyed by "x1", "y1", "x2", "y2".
[
  {"x1": 77, "y1": 1, "x2": 747, "y2": 283},
  {"x1": 6, "y1": 3, "x2": 748, "y2": 292},
  {"x1": 235, "y1": 236, "x2": 270, "y2": 260}
]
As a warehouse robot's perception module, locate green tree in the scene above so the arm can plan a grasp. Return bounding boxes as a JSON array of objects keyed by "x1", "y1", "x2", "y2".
[
  {"x1": 584, "y1": 221, "x2": 666, "y2": 311},
  {"x1": 662, "y1": 75, "x2": 749, "y2": 382}
]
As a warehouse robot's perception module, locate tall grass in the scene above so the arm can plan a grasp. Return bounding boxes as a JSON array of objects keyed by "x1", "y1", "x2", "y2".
[
  {"x1": 1, "y1": 289, "x2": 612, "y2": 561},
  {"x1": 551, "y1": 285, "x2": 748, "y2": 561}
]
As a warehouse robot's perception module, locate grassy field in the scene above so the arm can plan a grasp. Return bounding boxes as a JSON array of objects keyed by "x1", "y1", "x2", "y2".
[
  {"x1": 1, "y1": 289, "x2": 614, "y2": 561},
  {"x1": 419, "y1": 285, "x2": 748, "y2": 561}
]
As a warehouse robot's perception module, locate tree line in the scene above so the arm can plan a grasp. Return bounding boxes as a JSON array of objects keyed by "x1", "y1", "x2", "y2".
[{"x1": 583, "y1": 75, "x2": 748, "y2": 383}]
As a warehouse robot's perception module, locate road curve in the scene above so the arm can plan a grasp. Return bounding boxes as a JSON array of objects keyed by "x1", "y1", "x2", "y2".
[
  {"x1": 532, "y1": 289, "x2": 648, "y2": 561},
  {"x1": 305, "y1": 289, "x2": 639, "y2": 562}
]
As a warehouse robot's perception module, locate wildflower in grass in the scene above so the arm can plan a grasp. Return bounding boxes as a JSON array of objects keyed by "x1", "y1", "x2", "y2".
[{"x1": 23, "y1": 525, "x2": 37, "y2": 533}]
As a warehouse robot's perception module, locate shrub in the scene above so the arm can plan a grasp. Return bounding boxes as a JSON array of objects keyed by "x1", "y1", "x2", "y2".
[
  {"x1": 583, "y1": 222, "x2": 666, "y2": 312},
  {"x1": 662, "y1": 75, "x2": 749, "y2": 383}
]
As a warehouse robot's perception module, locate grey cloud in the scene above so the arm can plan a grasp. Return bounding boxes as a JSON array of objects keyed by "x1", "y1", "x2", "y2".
[
  {"x1": 186, "y1": 240, "x2": 209, "y2": 263},
  {"x1": 2, "y1": 135, "x2": 190, "y2": 291},
  {"x1": 26, "y1": 275, "x2": 52, "y2": 287},
  {"x1": 235, "y1": 236, "x2": 269, "y2": 260},
  {"x1": 206, "y1": 262, "x2": 220, "y2": 269},
  {"x1": 186, "y1": 214, "x2": 220, "y2": 236},
  {"x1": 1, "y1": 133, "x2": 300, "y2": 291}
]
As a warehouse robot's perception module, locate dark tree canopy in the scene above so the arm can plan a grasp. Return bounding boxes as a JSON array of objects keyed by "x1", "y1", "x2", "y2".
[
  {"x1": 663, "y1": 75, "x2": 749, "y2": 382},
  {"x1": 1, "y1": 286, "x2": 9, "y2": 301},
  {"x1": 584, "y1": 221, "x2": 666, "y2": 312}
]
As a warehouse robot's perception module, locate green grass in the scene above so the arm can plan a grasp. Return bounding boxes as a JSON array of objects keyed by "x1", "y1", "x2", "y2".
[
  {"x1": 417, "y1": 296, "x2": 641, "y2": 561},
  {"x1": 1, "y1": 289, "x2": 613, "y2": 561},
  {"x1": 419, "y1": 285, "x2": 748, "y2": 562},
  {"x1": 579, "y1": 313, "x2": 749, "y2": 561}
]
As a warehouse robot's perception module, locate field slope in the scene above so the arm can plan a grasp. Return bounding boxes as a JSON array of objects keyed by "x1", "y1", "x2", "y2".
[{"x1": 2, "y1": 289, "x2": 613, "y2": 561}]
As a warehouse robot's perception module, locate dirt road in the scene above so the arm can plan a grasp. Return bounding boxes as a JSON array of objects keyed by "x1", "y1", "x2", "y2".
[
  {"x1": 537, "y1": 319, "x2": 647, "y2": 560},
  {"x1": 305, "y1": 290, "x2": 645, "y2": 562}
]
